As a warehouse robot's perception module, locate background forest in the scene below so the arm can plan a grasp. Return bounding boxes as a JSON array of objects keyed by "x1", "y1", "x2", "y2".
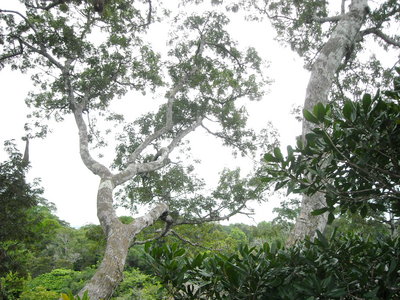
[{"x1": 1, "y1": 0, "x2": 400, "y2": 299}]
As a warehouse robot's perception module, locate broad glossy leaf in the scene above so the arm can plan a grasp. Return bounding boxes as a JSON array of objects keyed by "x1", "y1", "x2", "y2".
[
  {"x1": 264, "y1": 153, "x2": 279, "y2": 163},
  {"x1": 362, "y1": 93, "x2": 372, "y2": 111},
  {"x1": 313, "y1": 102, "x2": 326, "y2": 122},
  {"x1": 343, "y1": 101, "x2": 354, "y2": 121},
  {"x1": 360, "y1": 205, "x2": 368, "y2": 218},
  {"x1": 303, "y1": 109, "x2": 319, "y2": 124},
  {"x1": 275, "y1": 180, "x2": 289, "y2": 191},
  {"x1": 327, "y1": 212, "x2": 335, "y2": 224},
  {"x1": 273, "y1": 147, "x2": 284, "y2": 162},
  {"x1": 316, "y1": 230, "x2": 329, "y2": 248}
]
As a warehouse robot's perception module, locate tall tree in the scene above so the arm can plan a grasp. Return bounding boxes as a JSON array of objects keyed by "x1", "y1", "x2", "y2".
[
  {"x1": 0, "y1": 140, "x2": 41, "y2": 276},
  {"x1": 0, "y1": 1, "x2": 268, "y2": 298},
  {"x1": 246, "y1": 0, "x2": 400, "y2": 243}
]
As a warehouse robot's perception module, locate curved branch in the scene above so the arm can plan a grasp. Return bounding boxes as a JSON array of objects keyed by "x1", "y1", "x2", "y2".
[
  {"x1": 362, "y1": 27, "x2": 400, "y2": 48},
  {"x1": 169, "y1": 230, "x2": 221, "y2": 251},
  {"x1": 73, "y1": 108, "x2": 113, "y2": 178},
  {"x1": 132, "y1": 214, "x2": 174, "y2": 245},
  {"x1": 113, "y1": 117, "x2": 203, "y2": 186},
  {"x1": 25, "y1": 0, "x2": 67, "y2": 10},
  {"x1": 126, "y1": 37, "x2": 206, "y2": 165},
  {"x1": 128, "y1": 202, "x2": 169, "y2": 236},
  {"x1": 175, "y1": 202, "x2": 250, "y2": 226},
  {"x1": 0, "y1": 37, "x2": 23, "y2": 62},
  {"x1": 313, "y1": 15, "x2": 343, "y2": 23},
  {"x1": 0, "y1": 10, "x2": 64, "y2": 69}
]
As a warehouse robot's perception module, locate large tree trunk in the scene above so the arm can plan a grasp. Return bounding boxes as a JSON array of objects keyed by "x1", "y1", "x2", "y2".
[
  {"x1": 77, "y1": 178, "x2": 169, "y2": 300},
  {"x1": 79, "y1": 228, "x2": 131, "y2": 299},
  {"x1": 287, "y1": 0, "x2": 369, "y2": 245}
]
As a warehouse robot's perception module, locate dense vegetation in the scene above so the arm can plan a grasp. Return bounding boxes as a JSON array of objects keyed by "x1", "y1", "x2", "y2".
[{"x1": 1, "y1": 0, "x2": 399, "y2": 299}]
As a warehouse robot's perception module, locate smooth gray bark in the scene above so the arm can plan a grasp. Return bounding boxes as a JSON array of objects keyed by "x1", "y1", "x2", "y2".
[{"x1": 287, "y1": 0, "x2": 369, "y2": 245}]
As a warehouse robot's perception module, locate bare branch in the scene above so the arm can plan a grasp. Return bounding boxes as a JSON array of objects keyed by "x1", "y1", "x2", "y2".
[
  {"x1": 167, "y1": 116, "x2": 203, "y2": 153},
  {"x1": 313, "y1": 15, "x2": 343, "y2": 23},
  {"x1": 73, "y1": 108, "x2": 113, "y2": 177},
  {"x1": 128, "y1": 203, "x2": 169, "y2": 236},
  {"x1": 341, "y1": 0, "x2": 346, "y2": 14},
  {"x1": 169, "y1": 230, "x2": 221, "y2": 251},
  {"x1": 0, "y1": 37, "x2": 23, "y2": 63},
  {"x1": 18, "y1": 38, "x2": 64, "y2": 69},
  {"x1": 25, "y1": 0, "x2": 67, "y2": 10},
  {"x1": 113, "y1": 117, "x2": 203, "y2": 186},
  {"x1": 175, "y1": 202, "x2": 251, "y2": 226},
  {"x1": 362, "y1": 28, "x2": 400, "y2": 48},
  {"x1": 132, "y1": 214, "x2": 174, "y2": 245}
]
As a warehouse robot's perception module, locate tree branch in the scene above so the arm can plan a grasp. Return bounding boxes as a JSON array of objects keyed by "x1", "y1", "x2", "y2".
[
  {"x1": 128, "y1": 203, "x2": 169, "y2": 236},
  {"x1": 0, "y1": 9, "x2": 64, "y2": 69},
  {"x1": 126, "y1": 37, "x2": 206, "y2": 165},
  {"x1": 0, "y1": 37, "x2": 23, "y2": 63},
  {"x1": 362, "y1": 28, "x2": 400, "y2": 48},
  {"x1": 25, "y1": 0, "x2": 67, "y2": 11},
  {"x1": 175, "y1": 202, "x2": 250, "y2": 225},
  {"x1": 313, "y1": 15, "x2": 343, "y2": 23},
  {"x1": 73, "y1": 108, "x2": 113, "y2": 178},
  {"x1": 132, "y1": 214, "x2": 174, "y2": 245},
  {"x1": 169, "y1": 230, "x2": 221, "y2": 251}
]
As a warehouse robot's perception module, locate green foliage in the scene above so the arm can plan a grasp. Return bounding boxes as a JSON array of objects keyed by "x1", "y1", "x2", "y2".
[
  {"x1": 20, "y1": 267, "x2": 164, "y2": 300},
  {"x1": 0, "y1": 141, "x2": 65, "y2": 278},
  {"x1": 112, "y1": 268, "x2": 166, "y2": 300},
  {"x1": 146, "y1": 234, "x2": 400, "y2": 299},
  {"x1": 262, "y1": 69, "x2": 400, "y2": 223},
  {"x1": 0, "y1": 272, "x2": 26, "y2": 300},
  {"x1": 19, "y1": 286, "x2": 59, "y2": 300},
  {"x1": 0, "y1": 141, "x2": 42, "y2": 243},
  {"x1": 61, "y1": 291, "x2": 90, "y2": 300},
  {"x1": 25, "y1": 268, "x2": 94, "y2": 296}
]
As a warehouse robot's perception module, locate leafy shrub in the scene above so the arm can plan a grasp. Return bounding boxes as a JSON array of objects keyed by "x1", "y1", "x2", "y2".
[
  {"x1": 0, "y1": 272, "x2": 27, "y2": 300},
  {"x1": 60, "y1": 291, "x2": 90, "y2": 300},
  {"x1": 24, "y1": 268, "x2": 95, "y2": 296},
  {"x1": 145, "y1": 233, "x2": 400, "y2": 299},
  {"x1": 112, "y1": 268, "x2": 166, "y2": 300},
  {"x1": 19, "y1": 286, "x2": 59, "y2": 300},
  {"x1": 262, "y1": 69, "x2": 400, "y2": 223}
]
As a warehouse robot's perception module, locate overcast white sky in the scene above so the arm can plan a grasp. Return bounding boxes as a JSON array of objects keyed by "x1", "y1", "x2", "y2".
[{"x1": 0, "y1": 2, "x2": 309, "y2": 227}]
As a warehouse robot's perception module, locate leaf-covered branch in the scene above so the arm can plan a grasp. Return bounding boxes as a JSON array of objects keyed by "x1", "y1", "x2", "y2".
[{"x1": 261, "y1": 70, "x2": 400, "y2": 221}]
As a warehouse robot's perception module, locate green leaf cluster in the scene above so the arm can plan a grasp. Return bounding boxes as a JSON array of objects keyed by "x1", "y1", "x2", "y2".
[
  {"x1": 261, "y1": 69, "x2": 400, "y2": 223},
  {"x1": 146, "y1": 233, "x2": 400, "y2": 299}
]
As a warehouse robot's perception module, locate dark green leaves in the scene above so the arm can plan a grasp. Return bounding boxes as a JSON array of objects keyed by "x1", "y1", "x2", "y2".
[
  {"x1": 303, "y1": 109, "x2": 319, "y2": 124},
  {"x1": 261, "y1": 72, "x2": 400, "y2": 219},
  {"x1": 313, "y1": 102, "x2": 326, "y2": 122},
  {"x1": 303, "y1": 102, "x2": 328, "y2": 124},
  {"x1": 146, "y1": 234, "x2": 400, "y2": 299},
  {"x1": 343, "y1": 101, "x2": 356, "y2": 122}
]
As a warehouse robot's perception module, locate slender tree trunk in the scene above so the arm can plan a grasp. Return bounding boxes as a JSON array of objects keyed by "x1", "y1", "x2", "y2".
[{"x1": 287, "y1": 0, "x2": 369, "y2": 245}]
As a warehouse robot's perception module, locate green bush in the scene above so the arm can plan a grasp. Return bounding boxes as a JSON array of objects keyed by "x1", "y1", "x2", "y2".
[
  {"x1": 112, "y1": 268, "x2": 166, "y2": 299},
  {"x1": 145, "y1": 233, "x2": 400, "y2": 299},
  {"x1": 19, "y1": 286, "x2": 59, "y2": 300},
  {"x1": 24, "y1": 267, "x2": 95, "y2": 296},
  {"x1": 0, "y1": 272, "x2": 27, "y2": 300}
]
